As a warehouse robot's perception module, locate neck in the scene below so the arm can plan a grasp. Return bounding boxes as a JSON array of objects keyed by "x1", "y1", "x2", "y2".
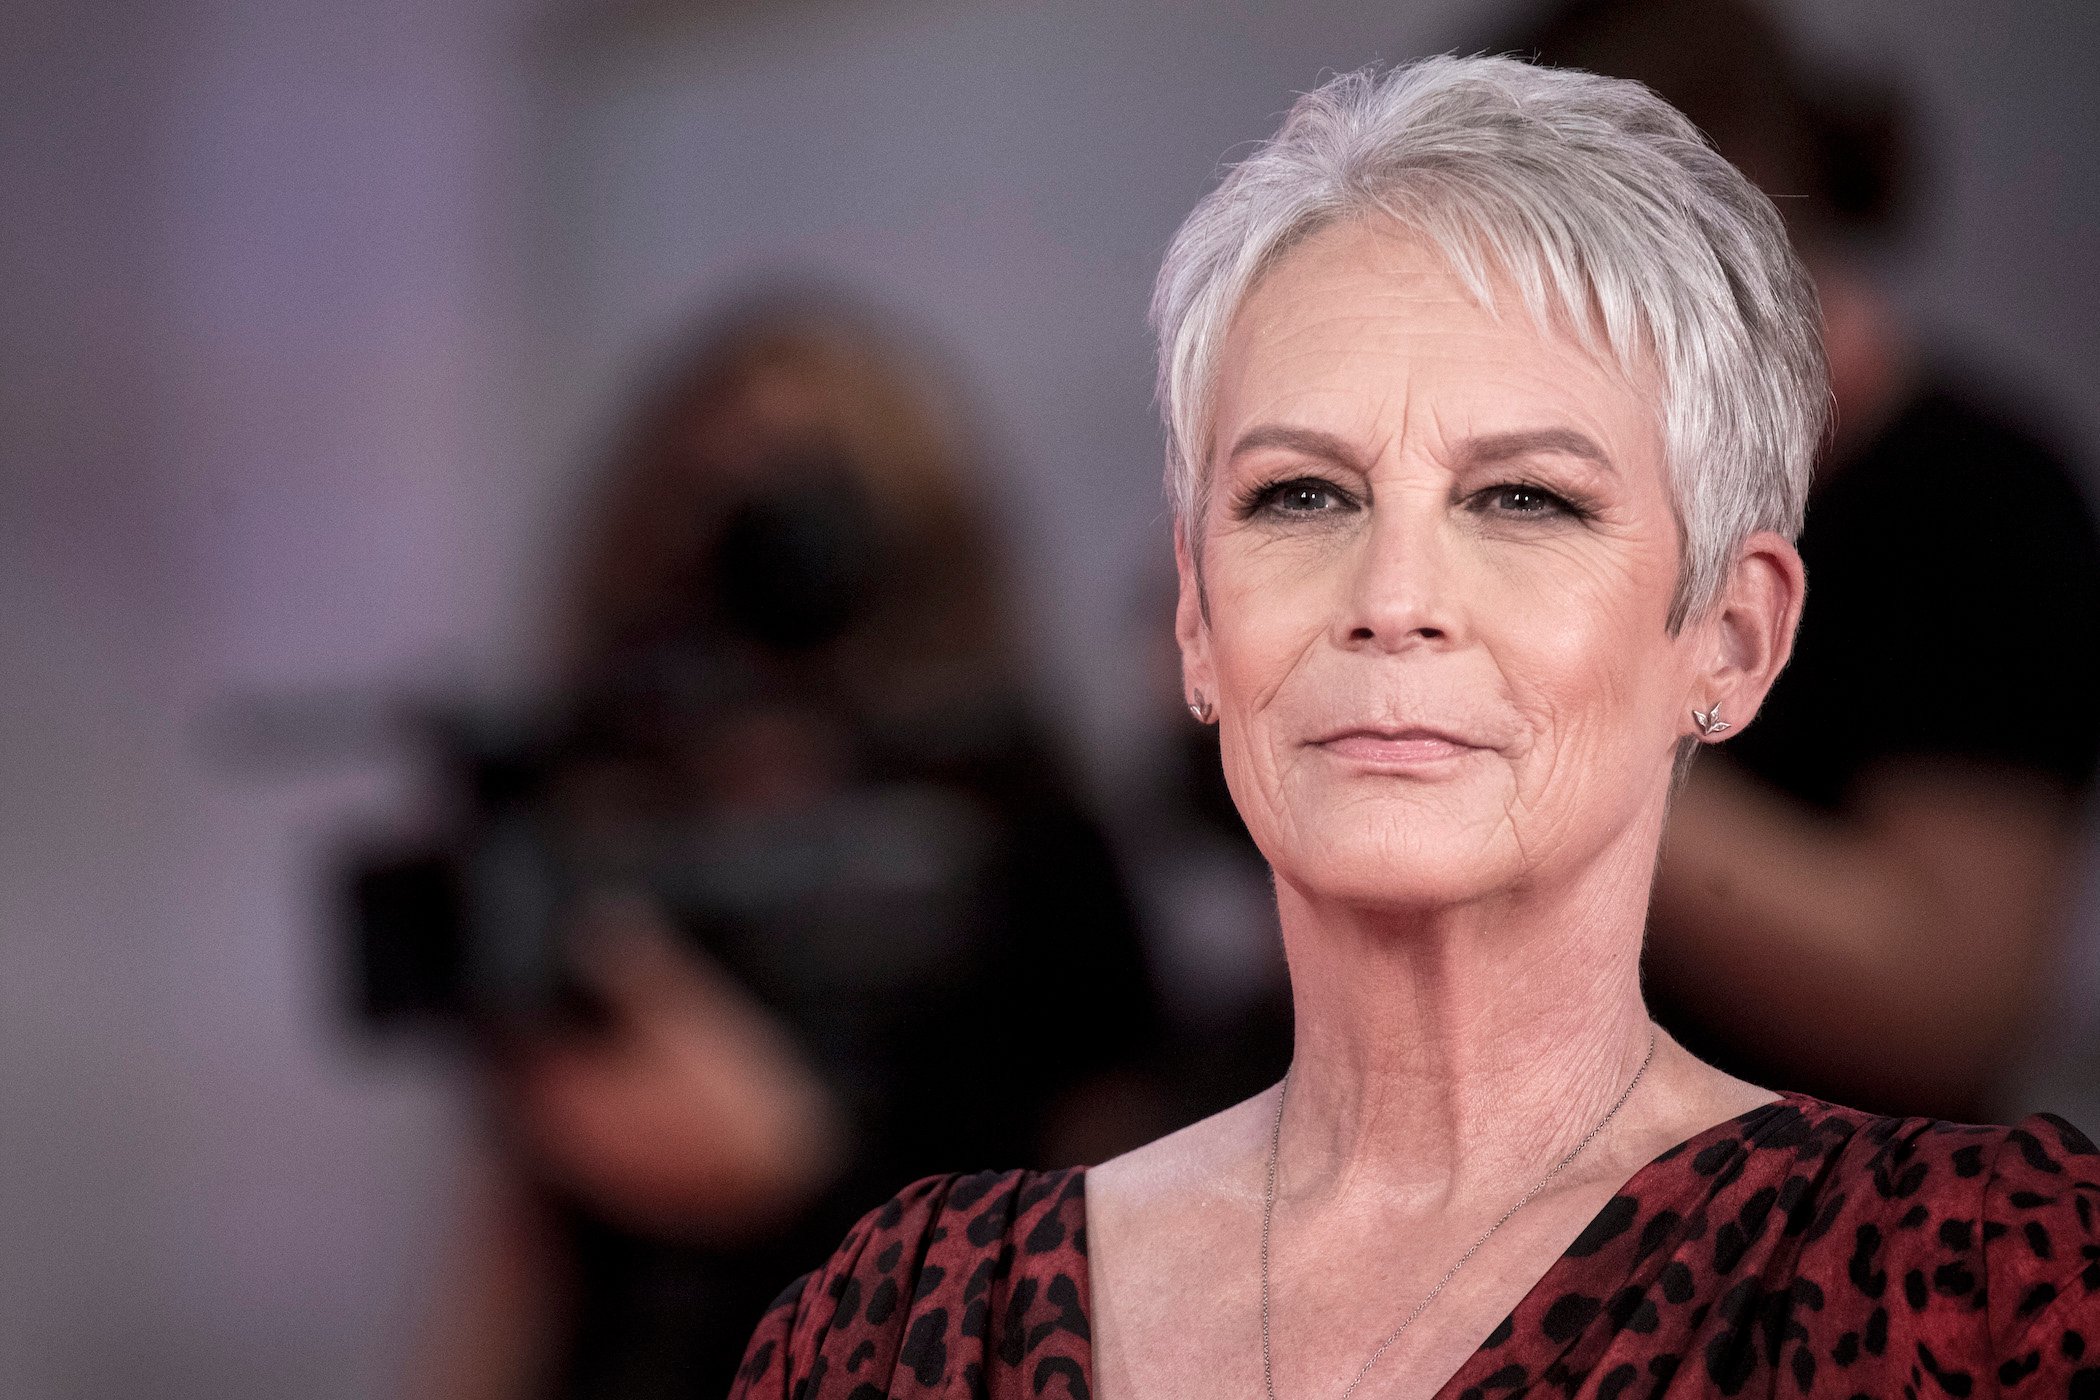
[{"x1": 1270, "y1": 823, "x2": 1660, "y2": 1208}]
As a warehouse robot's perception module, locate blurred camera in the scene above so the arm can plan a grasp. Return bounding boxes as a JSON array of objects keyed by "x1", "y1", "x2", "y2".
[{"x1": 342, "y1": 455, "x2": 988, "y2": 1035}]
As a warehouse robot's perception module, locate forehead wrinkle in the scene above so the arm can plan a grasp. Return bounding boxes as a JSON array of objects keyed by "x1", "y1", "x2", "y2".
[
  {"x1": 1242, "y1": 313, "x2": 1642, "y2": 491},
  {"x1": 1209, "y1": 215, "x2": 1675, "y2": 497}
]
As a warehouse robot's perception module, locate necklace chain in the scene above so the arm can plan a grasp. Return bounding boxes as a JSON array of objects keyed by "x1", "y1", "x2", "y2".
[{"x1": 1259, "y1": 1030, "x2": 1657, "y2": 1400}]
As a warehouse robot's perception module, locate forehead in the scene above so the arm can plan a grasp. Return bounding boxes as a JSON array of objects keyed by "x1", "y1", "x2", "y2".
[{"x1": 1213, "y1": 217, "x2": 1663, "y2": 461}]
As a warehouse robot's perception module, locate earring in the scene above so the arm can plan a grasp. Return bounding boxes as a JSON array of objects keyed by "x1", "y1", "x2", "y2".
[
  {"x1": 1691, "y1": 702, "x2": 1732, "y2": 738},
  {"x1": 1187, "y1": 692, "x2": 1215, "y2": 724}
]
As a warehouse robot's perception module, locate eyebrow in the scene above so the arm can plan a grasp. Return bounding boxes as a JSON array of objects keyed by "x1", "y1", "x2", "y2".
[
  {"x1": 1224, "y1": 423, "x2": 1615, "y2": 473},
  {"x1": 1225, "y1": 423, "x2": 1363, "y2": 469},
  {"x1": 1457, "y1": 428, "x2": 1616, "y2": 472}
]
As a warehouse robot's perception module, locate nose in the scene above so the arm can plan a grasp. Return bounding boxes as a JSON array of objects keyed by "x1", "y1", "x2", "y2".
[{"x1": 1336, "y1": 490, "x2": 1464, "y2": 653}]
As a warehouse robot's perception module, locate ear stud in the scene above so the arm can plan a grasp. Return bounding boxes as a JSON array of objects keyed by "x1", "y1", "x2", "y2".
[{"x1": 1691, "y1": 702, "x2": 1731, "y2": 738}]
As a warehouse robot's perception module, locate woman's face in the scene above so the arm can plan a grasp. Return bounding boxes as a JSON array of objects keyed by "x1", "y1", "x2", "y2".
[{"x1": 1180, "y1": 218, "x2": 1713, "y2": 913}]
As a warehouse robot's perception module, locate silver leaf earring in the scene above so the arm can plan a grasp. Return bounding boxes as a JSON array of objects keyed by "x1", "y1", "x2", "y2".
[
  {"x1": 1188, "y1": 692, "x2": 1215, "y2": 724},
  {"x1": 1692, "y1": 702, "x2": 1731, "y2": 738}
]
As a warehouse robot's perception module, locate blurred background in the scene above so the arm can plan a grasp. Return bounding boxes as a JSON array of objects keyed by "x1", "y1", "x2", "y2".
[{"x1": 5, "y1": 1, "x2": 2098, "y2": 1396}]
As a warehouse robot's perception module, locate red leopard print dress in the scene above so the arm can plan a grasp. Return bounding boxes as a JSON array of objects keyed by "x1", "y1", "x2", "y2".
[{"x1": 731, "y1": 1094, "x2": 2100, "y2": 1398}]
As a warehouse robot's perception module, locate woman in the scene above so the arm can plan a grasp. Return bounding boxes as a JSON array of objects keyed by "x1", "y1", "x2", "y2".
[{"x1": 729, "y1": 57, "x2": 2100, "y2": 1399}]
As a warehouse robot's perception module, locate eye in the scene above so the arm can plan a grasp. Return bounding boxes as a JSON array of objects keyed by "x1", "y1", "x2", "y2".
[
  {"x1": 1237, "y1": 476, "x2": 1359, "y2": 520},
  {"x1": 1468, "y1": 483, "x2": 1585, "y2": 520}
]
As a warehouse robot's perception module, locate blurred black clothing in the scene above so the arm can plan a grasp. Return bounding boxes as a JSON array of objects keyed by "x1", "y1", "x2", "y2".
[
  {"x1": 1731, "y1": 381, "x2": 2100, "y2": 805},
  {"x1": 1654, "y1": 377, "x2": 2100, "y2": 1112},
  {"x1": 551, "y1": 706, "x2": 1162, "y2": 1400}
]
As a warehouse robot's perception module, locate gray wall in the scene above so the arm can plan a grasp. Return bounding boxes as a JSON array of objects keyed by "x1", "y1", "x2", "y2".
[
  {"x1": 3, "y1": 2, "x2": 521, "y2": 1394},
  {"x1": 5, "y1": 2, "x2": 2095, "y2": 1396}
]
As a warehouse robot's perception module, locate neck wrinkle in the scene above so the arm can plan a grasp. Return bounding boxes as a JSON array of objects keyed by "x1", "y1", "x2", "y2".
[{"x1": 1269, "y1": 833, "x2": 1659, "y2": 1210}]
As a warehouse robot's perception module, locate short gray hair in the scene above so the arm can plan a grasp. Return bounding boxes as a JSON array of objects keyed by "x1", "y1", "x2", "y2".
[{"x1": 1151, "y1": 54, "x2": 1828, "y2": 621}]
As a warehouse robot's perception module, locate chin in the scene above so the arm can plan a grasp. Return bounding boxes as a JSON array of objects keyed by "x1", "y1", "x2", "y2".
[{"x1": 1259, "y1": 799, "x2": 1529, "y2": 914}]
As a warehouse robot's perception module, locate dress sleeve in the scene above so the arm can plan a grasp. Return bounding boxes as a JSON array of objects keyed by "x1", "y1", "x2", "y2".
[
  {"x1": 727, "y1": 1175, "x2": 946, "y2": 1400},
  {"x1": 728, "y1": 1167, "x2": 1091, "y2": 1400},
  {"x1": 727, "y1": 1271, "x2": 815, "y2": 1400},
  {"x1": 1982, "y1": 1113, "x2": 2100, "y2": 1392}
]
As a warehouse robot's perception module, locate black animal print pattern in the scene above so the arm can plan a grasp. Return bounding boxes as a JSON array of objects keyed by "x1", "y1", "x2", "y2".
[{"x1": 732, "y1": 1094, "x2": 2100, "y2": 1398}]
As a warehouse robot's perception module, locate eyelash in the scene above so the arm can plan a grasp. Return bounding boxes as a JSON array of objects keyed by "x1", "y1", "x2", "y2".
[
  {"x1": 1471, "y1": 482, "x2": 1591, "y2": 520},
  {"x1": 1231, "y1": 475, "x2": 1593, "y2": 523},
  {"x1": 1232, "y1": 477, "x2": 1358, "y2": 519}
]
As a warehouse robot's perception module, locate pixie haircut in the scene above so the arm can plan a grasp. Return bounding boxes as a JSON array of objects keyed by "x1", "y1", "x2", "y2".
[{"x1": 1151, "y1": 54, "x2": 1829, "y2": 622}]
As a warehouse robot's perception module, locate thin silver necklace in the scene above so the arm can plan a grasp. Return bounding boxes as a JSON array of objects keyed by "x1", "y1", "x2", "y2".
[{"x1": 1259, "y1": 1029, "x2": 1657, "y2": 1400}]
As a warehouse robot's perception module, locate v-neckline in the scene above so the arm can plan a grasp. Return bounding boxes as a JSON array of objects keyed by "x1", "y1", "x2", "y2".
[
  {"x1": 1424, "y1": 1090, "x2": 1811, "y2": 1397},
  {"x1": 1074, "y1": 1090, "x2": 1813, "y2": 1399}
]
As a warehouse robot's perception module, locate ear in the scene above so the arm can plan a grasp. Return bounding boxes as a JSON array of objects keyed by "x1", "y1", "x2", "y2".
[
  {"x1": 1684, "y1": 529, "x2": 1806, "y2": 740},
  {"x1": 1173, "y1": 524, "x2": 1216, "y2": 711}
]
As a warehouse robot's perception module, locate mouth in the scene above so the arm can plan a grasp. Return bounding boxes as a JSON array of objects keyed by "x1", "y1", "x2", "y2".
[{"x1": 1308, "y1": 725, "x2": 1487, "y2": 769}]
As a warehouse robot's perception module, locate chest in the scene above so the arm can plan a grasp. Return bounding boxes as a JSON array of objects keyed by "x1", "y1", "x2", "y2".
[{"x1": 1087, "y1": 1192, "x2": 1614, "y2": 1400}]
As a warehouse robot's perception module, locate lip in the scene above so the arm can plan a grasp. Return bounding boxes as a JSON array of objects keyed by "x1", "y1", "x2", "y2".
[{"x1": 1310, "y1": 726, "x2": 1487, "y2": 768}]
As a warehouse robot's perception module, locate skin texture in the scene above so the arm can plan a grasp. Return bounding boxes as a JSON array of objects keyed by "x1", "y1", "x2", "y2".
[{"x1": 1086, "y1": 217, "x2": 1806, "y2": 1400}]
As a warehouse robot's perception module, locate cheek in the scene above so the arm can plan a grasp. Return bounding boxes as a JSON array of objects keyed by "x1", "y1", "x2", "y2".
[
  {"x1": 1200, "y1": 536, "x2": 1336, "y2": 709},
  {"x1": 1490, "y1": 544, "x2": 1685, "y2": 794},
  {"x1": 1196, "y1": 552, "x2": 1337, "y2": 836}
]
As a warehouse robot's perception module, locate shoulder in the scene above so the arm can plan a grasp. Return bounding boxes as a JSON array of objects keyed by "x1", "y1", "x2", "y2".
[
  {"x1": 1974, "y1": 1113, "x2": 2100, "y2": 1379},
  {"x1": 1085, "y1": 1088, "x2": 1274, "y2": 1264},
  {"x1": 730, "y1": 1168, "x2": 1092, "y2": 1400},
  {"x1": 1729, "y1": 1098, "x2": 2100, "y2": 1390},
  {"x1": 1732, "y1": 1096, "x2": 2097, "y2": 1266},
  {"x1": 1773, "y1": 1098, "x2": 2098, "y2": 1238},
  {"x1": 1089, "y1": 1089, "x2": 1268, "y2": 1195},
  {"x1": 1516, "y1": 1094, "x2": 2097, "y2": 1396}
]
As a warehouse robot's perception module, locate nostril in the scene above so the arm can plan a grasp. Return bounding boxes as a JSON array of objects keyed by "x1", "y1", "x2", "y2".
[{"x1": 1347, "y1": 624, "x2": 1448, "y2": 644}]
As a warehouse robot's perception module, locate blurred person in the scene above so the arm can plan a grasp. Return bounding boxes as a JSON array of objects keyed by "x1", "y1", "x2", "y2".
[
  {"x1": 731, "y1": 58, "x2": 2100, "y2": 1400},
  {"x1": 1493, "y1": 0, "x2": 2100, "y2": 1125},
  {"x1": 406, "y1": 294, "x2": 1163, "y2": 1400}
]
